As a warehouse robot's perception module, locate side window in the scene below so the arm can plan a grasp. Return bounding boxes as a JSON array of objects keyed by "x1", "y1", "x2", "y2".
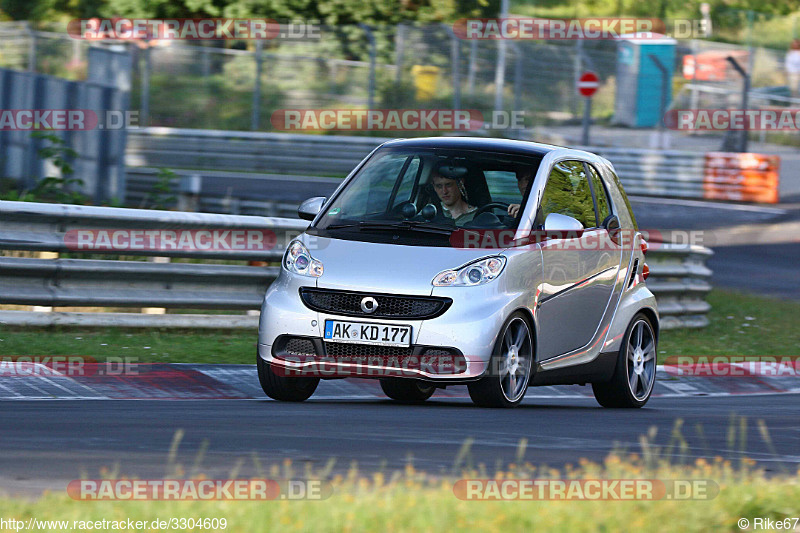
[
  {"x1": 483, "y1": 170, "x2": 520, "y2": 204},
  {"x1": 586, "y1": 163, "x2": 612, "y2": 225},
  {"x1": 540, "y1": 160, "x2": 596, "y2": 228}
]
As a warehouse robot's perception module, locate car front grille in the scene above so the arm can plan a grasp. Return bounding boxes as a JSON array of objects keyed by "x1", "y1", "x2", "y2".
[
  {"x1": 272, "y1": 336, "x2": 466, "y2": 374},
  {"x1": 323, "y1": 343, "x2": 465, "y2": 374},
  {"x1": 300, "y1": 288, "x2": 451, "y2": 319},
  {"x1": 284, "y1": 338, "x2": 316, "y2": 357},
  {"x1": 324, "y1": 342, "x2": 414, "y2": 358}
]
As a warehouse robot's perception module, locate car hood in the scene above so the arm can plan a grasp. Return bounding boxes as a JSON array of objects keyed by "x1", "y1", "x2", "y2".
[{"x1": 301, "y1": 234, "x2": 505, "y2": 295}]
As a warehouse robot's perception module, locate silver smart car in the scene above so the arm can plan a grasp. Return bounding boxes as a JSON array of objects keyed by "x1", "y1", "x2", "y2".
[{"x1": 257, "y1": 137, "x2": 658, "y2": 408}]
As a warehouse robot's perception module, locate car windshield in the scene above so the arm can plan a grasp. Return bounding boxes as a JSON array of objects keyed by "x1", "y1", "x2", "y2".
[{"x1": 314, "y1": 147, "x2": 543, "y2": 236}]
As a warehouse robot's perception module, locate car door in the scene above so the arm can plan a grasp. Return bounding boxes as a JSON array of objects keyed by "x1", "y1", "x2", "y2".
[{"x1": 536, "y1": 159, "x2": 622, "y2": 360}]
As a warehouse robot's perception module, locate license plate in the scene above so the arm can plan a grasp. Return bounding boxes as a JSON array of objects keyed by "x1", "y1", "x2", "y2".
[{"x1": 324, "y1": 320, "x2": 412, "y2": 347}]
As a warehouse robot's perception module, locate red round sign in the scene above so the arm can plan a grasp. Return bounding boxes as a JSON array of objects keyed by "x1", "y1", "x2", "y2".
[{"x1": 577, "y1": 71, "x2": 600, "y2": 97}]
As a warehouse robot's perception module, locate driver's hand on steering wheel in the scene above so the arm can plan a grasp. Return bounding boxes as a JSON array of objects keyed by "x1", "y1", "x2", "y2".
[{"x1": 508, "y1": 203, "x2": 521, "y2": 218}]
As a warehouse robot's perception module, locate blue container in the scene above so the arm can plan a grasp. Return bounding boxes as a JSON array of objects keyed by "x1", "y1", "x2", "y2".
[{"x1": 614, "y1": 34, "x2": 676, "y2": 128}]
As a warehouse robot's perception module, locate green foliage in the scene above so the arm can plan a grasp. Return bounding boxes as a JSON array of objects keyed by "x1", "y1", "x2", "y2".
[
  {"x1": 1, "y1": 449, "x2": 799, "y2": 533},
  {"x1": 0, "y1": 131, "x2": 87, "y2": 204},
  {"x1": 7, "y1": 0, "x2": 500, "y2": 24},
  {"x1": 141, "y1": 167, "x2": 177, "y2": 209}
]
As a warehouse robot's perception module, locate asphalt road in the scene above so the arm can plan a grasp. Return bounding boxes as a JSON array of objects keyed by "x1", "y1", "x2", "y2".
[
  {"x1": 630, "y1": 197, "x2": 799, "y2": 299},
  {"x1": 2, "y1": 394, "x2": 799, "y2": 493},
  {"x1": 709, "y1": 242, "x2": 800, "y2": 300}
]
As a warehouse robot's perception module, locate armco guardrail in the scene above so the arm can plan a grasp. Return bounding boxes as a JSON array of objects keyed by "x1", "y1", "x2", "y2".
[
  {"x1": 125, "y1": 128, "x2": 379, "y2": 176},
  {"x1": 587, "y1": 147, "x2": 708, "y2": 199},
  {"x1": 125, "y1": 128, "x2": 780, "y2": 210},
  {"x1": 0, "y1": 202, "x2": 306, "y2": 317},
  {"x1": 0, "y1": 201, "x2": 711, "y2": 329}
]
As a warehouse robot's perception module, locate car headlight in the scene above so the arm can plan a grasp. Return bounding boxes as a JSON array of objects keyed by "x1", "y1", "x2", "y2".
[
  {"x1": 283, "y1": 240, "x2": 323, "y2": 278},
  {"x1": 432, "y1": 256, "x2": 506, "y2": 287}
]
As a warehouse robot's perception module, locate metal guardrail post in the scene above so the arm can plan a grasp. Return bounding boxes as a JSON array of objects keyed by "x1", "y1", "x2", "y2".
[
  {"x1": 140, "y1": 43, "x2": 151, "y2": 128},
  {"x1": 395, "y1": 23, "x2": 406, "y2": 85},
  {"x1": 27, "y1": 23, "x2": 36, "y2": 72},
  {"x1": 493, "y1": 0, "x2": 509, "y2": 112},
  {"x1": 467, "y1": 39, "x2": 477, "y2": 97},
  {"x1": 445, "y1": 24, "x2": 462, "y2": 112},
  {"x1": 359, "y1": 24, "x2": 376, "y2": 110},
  {"x1": 725, "y1": 55, "x2": 750, "y2": 153},
  {"x1": 252, "y1": 39, "x2": 263, "y2": 131}
]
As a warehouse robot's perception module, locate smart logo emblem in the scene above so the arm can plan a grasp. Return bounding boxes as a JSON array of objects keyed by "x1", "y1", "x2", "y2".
[{"x1": 360, "y1": 297, "x2": 379, "y2": 314}]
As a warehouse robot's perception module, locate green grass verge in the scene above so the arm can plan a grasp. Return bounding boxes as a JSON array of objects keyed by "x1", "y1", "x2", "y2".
[
  {"x1": 0, "y1": 289, "x2": 797, "y2": 364},
  {"x1": 0, "y1": 328, "x2": 256, "y2": 364},
  {"x1": 657, "y1": 289, "x2": 800, "y2": 358},
  {"x1": 1, "y1": 456, "x2": 798, "y2": 532}
]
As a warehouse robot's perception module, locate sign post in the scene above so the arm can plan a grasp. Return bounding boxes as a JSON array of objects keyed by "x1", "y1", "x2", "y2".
[{"x1": 578, "y1": 71, "x2": 599, "y2": 146}]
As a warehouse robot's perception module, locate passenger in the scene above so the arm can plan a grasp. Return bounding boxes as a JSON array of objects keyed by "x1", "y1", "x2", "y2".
[
  {"x1": 431, "y1": 169, "x2": 477, "y2": 226},
  {"x1": 507, "y1": 169, "x2": 533, "y2": 218}
]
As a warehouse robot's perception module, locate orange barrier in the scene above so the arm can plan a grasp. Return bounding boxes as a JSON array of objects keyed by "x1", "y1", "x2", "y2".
[{"x1": 703, "y1": 152, "x2": 780, "y2": 203}]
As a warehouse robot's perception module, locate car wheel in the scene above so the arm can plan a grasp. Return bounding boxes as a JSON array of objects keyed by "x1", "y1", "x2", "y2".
[
  {"x1": 592, "y1": 313, "x2": 657, "y2": 408},
  {"x1": 379, "y1": 378, "x2": 436, "y2": 403},
  {"x1": 468, "y1": 312, "x2": 534, "y2": 408},
  {"x1": 257, "y1": 355, "x2": 319, "y2": 402}
]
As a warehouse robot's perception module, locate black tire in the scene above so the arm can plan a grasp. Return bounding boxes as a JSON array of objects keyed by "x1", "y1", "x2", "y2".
[
  {"x1": 592, "y1": 313, "x2": 657, "y2": 408},
  {"x1": 379, "y1": 378, "x2": 435, "y2": 404},
  {"x1": 468, "y1": 312, "x2": 534, "y2": 408},
  {"x1": 257, "y1": 355, "x2": 319, "y2": 402}
]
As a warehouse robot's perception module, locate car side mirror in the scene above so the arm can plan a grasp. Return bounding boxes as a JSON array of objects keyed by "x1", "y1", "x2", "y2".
[
  {"x1": 602, "y1": 214, "x2": 620, "y2": 231},
  {"x1": 543, "y1": 212, "x2": 584, "y2": 233},
  {"x1": 601, "y1": 214, "x2": 621, "y2": 244},
  {"x1": 298, "y1": 196, "x2": 326, "y2": 221}
]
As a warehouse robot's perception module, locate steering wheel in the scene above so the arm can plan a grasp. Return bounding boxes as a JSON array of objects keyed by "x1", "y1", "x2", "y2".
[{"x1": 473, "y1": 202, "x2": 510, "y2": 217}]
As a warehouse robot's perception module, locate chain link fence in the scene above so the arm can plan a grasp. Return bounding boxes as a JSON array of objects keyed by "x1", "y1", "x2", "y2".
[{"x1": 1, "y1": 21, "x2": 799, "y2": 138}]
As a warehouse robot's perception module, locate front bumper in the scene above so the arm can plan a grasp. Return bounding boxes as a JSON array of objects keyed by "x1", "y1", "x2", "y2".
[
  {"x1": 257, "y1": 336, "x2": 485, "y2": 381},
  {"x1": 257, "y1": 270, "x2": 529, "y2": 381}
]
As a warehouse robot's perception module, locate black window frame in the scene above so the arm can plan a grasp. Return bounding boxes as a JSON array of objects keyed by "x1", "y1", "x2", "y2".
[{"x1": 582, "y1": 161, "x2": 614, "y2": 228}]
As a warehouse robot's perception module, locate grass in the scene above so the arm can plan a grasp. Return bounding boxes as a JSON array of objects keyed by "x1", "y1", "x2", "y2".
[
  {"x1": 0, "y1": 327, "x2": 257, "y2": 364},
  {"x1": 657, "y1": 289, "x2": 800, "y2": 358},
  {"x1": 0, "y1": 289, "x2": 797, "y2": 364},
  {"x1": 1, "y1": 450, "x2": 799, "y2": 532}
]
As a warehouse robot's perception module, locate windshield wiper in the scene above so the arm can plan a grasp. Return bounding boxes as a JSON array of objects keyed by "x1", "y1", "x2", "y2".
[
  {"x1": 323, "y1": 220, "x2": 454, "y2": 235},
  {"x1": 324, "y1": 223, "x2": 360, "y2": 230},
  {"x1": 357, "y1": 220, "x2": 455, "y2": 235}
]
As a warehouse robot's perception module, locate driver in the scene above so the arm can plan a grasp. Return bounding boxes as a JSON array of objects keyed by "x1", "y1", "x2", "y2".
[
  {"x1": 431, "y1": 169, "x2": 477, "y2": 226},
  {"x1": 507, "y1": 168, "x2": 533, "y2": 218}
]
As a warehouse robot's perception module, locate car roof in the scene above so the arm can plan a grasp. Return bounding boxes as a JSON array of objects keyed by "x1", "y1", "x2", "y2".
[{"x1": 380, "y1": 136, "x2": 561, "y2": 157}]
